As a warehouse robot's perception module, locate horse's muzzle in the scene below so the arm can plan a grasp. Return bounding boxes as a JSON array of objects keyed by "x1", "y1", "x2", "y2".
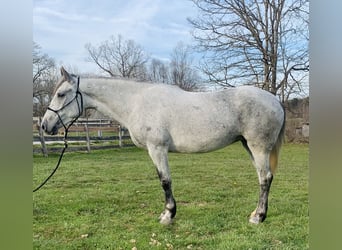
[{"x1": 41, "y1": 120, "x2": 59, "y2": 135}]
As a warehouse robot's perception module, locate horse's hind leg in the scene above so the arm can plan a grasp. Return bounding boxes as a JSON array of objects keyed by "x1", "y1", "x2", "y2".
[
  {"x1": 147, "y1": 144, "x2": 176, "y2": 225},
  {"x1": 246, "y1": 146, "x2": 273, "y2": 224}
]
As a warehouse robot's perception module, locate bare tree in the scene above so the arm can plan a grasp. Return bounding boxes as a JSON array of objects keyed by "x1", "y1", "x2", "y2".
[
  {"x1": 149, "y1": 58, "x2": 170, "y2": 83},
  {"x1": 33, "y1": 42, "x2": 56, "y2": 116},
  {"x1": 170, "y1": 42, "x2": 201, "y2": 91},
  {"x1": 85, "y1": 34, "x2": 149, "y2": 79},
  {"x1": 188, "y1": 0, "x2": 309, "y2": 100}
]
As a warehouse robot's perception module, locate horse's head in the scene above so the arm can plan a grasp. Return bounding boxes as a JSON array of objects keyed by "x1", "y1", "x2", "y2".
[{"x1": 41, "y1": 67, "x2": 83, "y2": 135}]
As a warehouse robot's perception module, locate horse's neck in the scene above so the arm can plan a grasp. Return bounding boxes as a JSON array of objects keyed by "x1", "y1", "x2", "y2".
[{"x1": 80, "y1": 78, "x2": 144, "y2": 126}]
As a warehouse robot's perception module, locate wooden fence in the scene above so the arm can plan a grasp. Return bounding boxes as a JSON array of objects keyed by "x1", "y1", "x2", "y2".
[{"x1": 33, "y1": 118, "x2": 134, "y2": 156}]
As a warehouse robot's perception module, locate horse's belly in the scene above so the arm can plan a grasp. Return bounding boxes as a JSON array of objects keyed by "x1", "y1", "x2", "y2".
[{"x1": 169, "y1": 132, "x2": 237, "y2": 153}]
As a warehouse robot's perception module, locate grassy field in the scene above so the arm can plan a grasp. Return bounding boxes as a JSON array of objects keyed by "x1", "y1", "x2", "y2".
[{"x1": 33, "y1": 143, "x2": 308, "y2": 249}]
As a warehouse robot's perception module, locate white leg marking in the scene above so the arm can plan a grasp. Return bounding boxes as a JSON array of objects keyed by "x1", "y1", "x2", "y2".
[{"x1": 159, "y1": 210, "x2": 173, "y2": 225}]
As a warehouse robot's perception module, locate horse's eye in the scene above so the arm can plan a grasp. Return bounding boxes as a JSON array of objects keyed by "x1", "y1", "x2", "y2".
[{"x1": 57, "y1": 93, "x2": 65, "y2": 98}]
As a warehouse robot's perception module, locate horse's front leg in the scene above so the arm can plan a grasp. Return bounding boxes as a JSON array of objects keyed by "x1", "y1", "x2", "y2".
[{"x1": 147, "y1": 144, "x2": 176, "y2": 225}]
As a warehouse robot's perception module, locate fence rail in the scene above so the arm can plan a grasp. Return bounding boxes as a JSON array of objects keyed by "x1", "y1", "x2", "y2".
[{"x1": 33, "y1": 117, "x2": 134, "y2": 156}]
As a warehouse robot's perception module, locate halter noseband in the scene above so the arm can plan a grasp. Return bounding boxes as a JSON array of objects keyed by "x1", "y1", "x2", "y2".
[{"x1": 47, "y1": 76, "x2": 83, "y2": 131}]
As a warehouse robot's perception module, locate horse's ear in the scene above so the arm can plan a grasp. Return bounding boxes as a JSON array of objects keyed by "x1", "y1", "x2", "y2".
[{"x1": 60, "y1": 66, "x2": 71, "y2": 82}]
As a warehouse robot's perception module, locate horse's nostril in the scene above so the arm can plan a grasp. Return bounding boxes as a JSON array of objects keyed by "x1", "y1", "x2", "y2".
[{"x1": 41, "y1": 122, "x2": 46, "y2": 131}]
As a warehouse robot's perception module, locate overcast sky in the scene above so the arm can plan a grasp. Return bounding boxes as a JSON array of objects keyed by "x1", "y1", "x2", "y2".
[{"x1": 33, "y1": 0, "x2": 198, "y2": 74}]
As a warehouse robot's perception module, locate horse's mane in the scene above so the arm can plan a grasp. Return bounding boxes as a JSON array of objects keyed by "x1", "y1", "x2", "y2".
[
  {"x1": 53, "y1": 73, "x2": 183, "y2": 94},
  {"x1": 82, "y1": 75, "x2": 157, "y2": 85}
]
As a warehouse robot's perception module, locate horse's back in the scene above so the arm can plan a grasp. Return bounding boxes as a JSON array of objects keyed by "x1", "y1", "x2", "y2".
[{"x1": 129, "y1": 84, "x2": 284, "y2": 153}]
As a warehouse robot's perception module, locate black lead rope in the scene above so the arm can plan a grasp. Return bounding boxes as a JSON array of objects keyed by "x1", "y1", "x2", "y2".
[
  {"x1": 33, "y1": 131, "x2": 69, "y2": 192},
  {"x1": 33, "y1": 76, "x2": 83, "y2": 192}
]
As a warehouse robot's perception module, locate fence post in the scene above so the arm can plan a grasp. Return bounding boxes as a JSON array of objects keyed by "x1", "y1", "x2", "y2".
[
  {"x1": 38, "y1": 117, "x2": 48, "y2": 157},
  {"x1": 84, "y1": 124, "x2": 91, "y2": 152},
  {"x1": 118, "y1": 125, "x2": 122, "y2": 148},
  {"x1": 97, "y1": 119, "x2": 103, "y2": 137}
]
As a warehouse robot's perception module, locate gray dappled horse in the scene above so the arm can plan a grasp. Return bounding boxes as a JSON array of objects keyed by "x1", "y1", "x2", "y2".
[{"x1": 41, "y1": 67, "x2": 285, "y2": 225}]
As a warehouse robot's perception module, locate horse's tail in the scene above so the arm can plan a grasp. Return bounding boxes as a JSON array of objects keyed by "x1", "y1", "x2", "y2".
[{"x1": 269, "y1": 105, "x2": 286, "y2": 174}]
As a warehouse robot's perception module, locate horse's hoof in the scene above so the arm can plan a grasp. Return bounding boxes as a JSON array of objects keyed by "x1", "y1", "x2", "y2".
[
  {"x1": 249, "y1": 216, "x2": 262, "y2": 224},
  {"x1": 249, "y1": 210, "x2": 265, "y2": 224},
  {"x1": 159, "y1": 211, "x2": 173, "y2": 225}
]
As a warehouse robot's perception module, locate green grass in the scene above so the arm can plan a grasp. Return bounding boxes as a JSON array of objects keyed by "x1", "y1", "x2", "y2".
[{"x1": 33, "y1": 143, "x2": 308, "y2": 249}]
